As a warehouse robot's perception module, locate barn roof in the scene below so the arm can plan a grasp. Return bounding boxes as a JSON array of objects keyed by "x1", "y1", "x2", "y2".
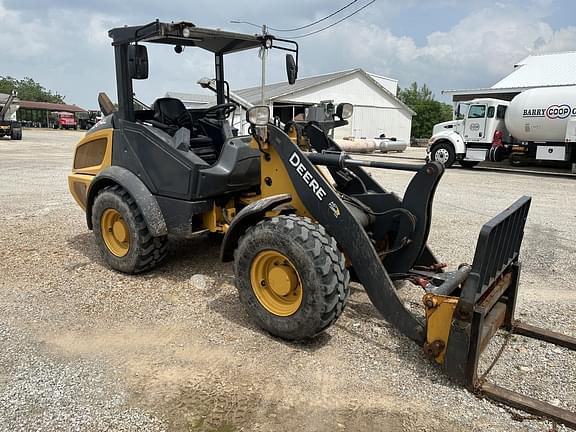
[{"x1": 18, "y1": 100, "x2": 85, "y2": 112}]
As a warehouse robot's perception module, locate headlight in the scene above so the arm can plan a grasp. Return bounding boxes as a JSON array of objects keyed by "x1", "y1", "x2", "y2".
[
  {"x1": 246, "y1": 106, "x2": 270, "y2": 126},
  {"x1": 336, "y1": 103, "x2": 353, "y2": 120},
  {"x1": 264, "y1": 37, "x2": 273, "y2": 49}
]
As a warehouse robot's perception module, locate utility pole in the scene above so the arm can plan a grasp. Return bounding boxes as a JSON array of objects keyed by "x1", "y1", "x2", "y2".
[
  {"x1": 259, "y1": 24, "x2": 268, "y2": 106},
  {"x1": 230, "y1": 20, "x2": 269, "y2": 107}
]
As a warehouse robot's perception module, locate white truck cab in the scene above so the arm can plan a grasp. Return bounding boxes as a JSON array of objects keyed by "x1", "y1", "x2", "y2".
[{"x1": 427, "y1": 99, "x2": 509, "y2": 167}]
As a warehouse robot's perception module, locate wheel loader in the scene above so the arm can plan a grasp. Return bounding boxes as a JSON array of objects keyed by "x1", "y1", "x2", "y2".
[{"x1": 68, "y1": 20, "x2": 576, "y2": 427}]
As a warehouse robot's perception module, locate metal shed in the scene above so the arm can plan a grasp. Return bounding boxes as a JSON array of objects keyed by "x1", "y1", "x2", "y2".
[{"x1": 443, "y1": 51, "x2": 576, "y2": 102}]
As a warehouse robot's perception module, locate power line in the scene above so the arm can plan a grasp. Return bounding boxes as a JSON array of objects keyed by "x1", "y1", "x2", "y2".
[
  {"x1": 229, "y1": 20, "x2": 262, "y2": 29},
  {"x1": 230, "y1": 0, "x2": 373, "y2": 36},
  {"x1": 267, "y1": 0, "x2": 360, "y2": 32},
  {"x1": 290, "y1": 0, "x2": 376, "y2": 39}
]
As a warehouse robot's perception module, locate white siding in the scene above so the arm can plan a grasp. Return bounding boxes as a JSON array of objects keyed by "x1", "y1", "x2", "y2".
[
  {"x1": 337, "y1": 106, "x2": 411, "y2": 142},
  {"x1": 277, "y1": 73, "x2": 401, "y2": 108},
  {"x1": 367, "y1": 73, "x2": 398, "y2": 95},
  {"x1": 275, "y1": 71, "x2": 412, "y2": 141},
  {"x1": 231, "y1": 108, "x2": 250, "y2": 135}
]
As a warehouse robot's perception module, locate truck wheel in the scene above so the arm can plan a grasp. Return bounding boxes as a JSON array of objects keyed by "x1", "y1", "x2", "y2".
[
  {"x1": 431, "y1": 143, "x2": 456, "y2": 167},
  {"x1": 92, "y1": 185, "x2": 168, "y2": 274},
  {"x1": 234, "y1": 215, "x2": 350, "y2": 340},
  {"x1": 509, "y1": 153, "x2": 526, "y2": 167},
  {"x1": 459, "y1": 160, "x2": 478, "y2": 168}
]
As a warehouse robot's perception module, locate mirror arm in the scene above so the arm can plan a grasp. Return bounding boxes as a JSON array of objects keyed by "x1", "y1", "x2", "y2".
[{"x1": 271, "y1": 38, "x2": 299, "y2": 71}]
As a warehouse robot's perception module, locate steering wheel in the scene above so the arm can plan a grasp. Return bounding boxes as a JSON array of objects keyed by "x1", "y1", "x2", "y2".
[{"x1": 203, "y1": 103, "x2": 237, "y2": 120}]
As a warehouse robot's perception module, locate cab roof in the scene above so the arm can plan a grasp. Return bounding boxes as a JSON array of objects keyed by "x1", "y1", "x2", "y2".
[{"x1": 108, "y1": 20, "x2": 269, "y2": 55}]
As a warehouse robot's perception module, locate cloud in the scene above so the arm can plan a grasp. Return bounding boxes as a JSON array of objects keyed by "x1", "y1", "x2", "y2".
[
  {"x1": 296, "y1": 1, "x2": 576, "y2": 98},
  {"x1": 1, "y1": 0, "x2": 575, "y2": 107}
]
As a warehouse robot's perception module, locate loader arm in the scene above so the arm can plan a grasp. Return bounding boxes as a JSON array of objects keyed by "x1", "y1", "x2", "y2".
[
  {"x1": 303, "y1": 123, "x2": 444, "y2": 273},
  {"x1": 267, "y1": 125, "x2": 428, "y2": 343}
]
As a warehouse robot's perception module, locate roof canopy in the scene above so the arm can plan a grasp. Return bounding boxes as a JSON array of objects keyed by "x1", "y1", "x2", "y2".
[{"x1": 108, "y1": 20, "x2": 268, "y2": 54}]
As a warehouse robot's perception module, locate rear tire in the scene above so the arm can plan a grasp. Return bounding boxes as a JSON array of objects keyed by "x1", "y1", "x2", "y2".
[
  {"x1": 92, "y1": 185, "x2": 168, "y2": 274},
  {"x1": 509, "y1": 153, "x2": 526, "y2": 167},
  {"x1": 431, "y1": 143, "x2": 456, "y2": 167},
  {"x1": 11, "y1": 129, "x2": 22, "y2": 140},
  {"x1": 234, "y1": 215, "x2": 350, "y2": 340}
]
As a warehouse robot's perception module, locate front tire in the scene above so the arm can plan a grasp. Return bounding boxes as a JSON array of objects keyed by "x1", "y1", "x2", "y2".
[
  {"x1": 92, "y1": 185, "x2": 168, "y2": 274},
  {"x1": 234, "y1": 215, "x2": 350, "y2": 340},
  {"x1": 431, "y1": 143, "x2": 456, "y2": 167}
]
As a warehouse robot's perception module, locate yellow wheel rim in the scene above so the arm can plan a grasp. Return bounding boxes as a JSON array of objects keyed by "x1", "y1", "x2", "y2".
[
  {"x1": 250, "y1": 250, "x2": 303, "y2": 317},
  {"x1": 100, "y1": 208, "x2": 130, "y2": 257}
]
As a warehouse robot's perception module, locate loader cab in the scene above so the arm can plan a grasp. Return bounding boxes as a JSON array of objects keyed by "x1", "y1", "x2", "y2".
[{"x1": 99, "y1": 20, "x2": 299, "y2": 200}]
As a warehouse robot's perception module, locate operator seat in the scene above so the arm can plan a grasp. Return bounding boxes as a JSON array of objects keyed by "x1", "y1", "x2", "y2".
[
  {"x1": 152, "y1": 98, "x2": 219, "y2": 165},
  {"x1": 152, "y1": 98, "x2": 193, "y2": 133}
]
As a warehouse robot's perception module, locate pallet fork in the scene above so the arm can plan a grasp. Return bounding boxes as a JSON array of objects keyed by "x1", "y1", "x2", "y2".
[{"x1": 418, "y1": 196, "x2": 576, "y2": 428}]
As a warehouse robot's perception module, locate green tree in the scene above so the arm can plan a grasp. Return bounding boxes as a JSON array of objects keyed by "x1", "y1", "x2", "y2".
[
  {"x1": 0, "y1": 76, "x2": 65, "y2": 103},
  {"x1": 398, "y1": 82, "x2": 453, "y2": 139}
]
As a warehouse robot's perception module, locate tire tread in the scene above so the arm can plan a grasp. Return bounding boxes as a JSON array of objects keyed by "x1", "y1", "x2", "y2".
[
  {"x1": 94, "y1": 185, "x2": 168, "y2": 274},
  {"x1": 235, "y1": 214, "x2": 349, "y2": 339}
]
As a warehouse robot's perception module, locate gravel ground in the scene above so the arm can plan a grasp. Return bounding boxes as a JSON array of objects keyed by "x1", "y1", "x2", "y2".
[{"x1": 0, "y1": 129, "x2": 574, "y2": 431}]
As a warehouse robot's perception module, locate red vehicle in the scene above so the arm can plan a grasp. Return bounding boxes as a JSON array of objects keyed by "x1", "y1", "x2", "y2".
[{"x1": 52, "y1": 112, "x2": 77, "y2": 130}]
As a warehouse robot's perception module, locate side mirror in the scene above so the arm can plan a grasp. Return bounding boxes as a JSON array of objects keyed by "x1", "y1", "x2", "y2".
[
  {"x1": 128, "y1": 44, "x2": 149, "y2": 80},
  {"x1": 286, "y1": 54, "x2": 297, "y2": 85},
  {"x1": 455, "y1": 103, "x2": 462, "y2": 118}
]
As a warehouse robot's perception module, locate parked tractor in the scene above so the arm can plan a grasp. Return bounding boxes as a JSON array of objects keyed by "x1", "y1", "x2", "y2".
[{"x1": 67, "y1": 20, "x2": 576, "y2": 427}]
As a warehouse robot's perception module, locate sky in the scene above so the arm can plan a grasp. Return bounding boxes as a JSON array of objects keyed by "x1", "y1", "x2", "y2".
[{"x1": 1, "y1": 0, "x2": 576, "y2": 108}]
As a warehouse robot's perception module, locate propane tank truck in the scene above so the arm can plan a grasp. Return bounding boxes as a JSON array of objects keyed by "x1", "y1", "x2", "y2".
[{"x1": 427, "y1": 86, "x2": 576, "y2": 172}]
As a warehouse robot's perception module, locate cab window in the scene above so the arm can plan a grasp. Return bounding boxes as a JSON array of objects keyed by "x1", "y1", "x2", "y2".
[
  {"x1": 496, "y1": 105, "x2": 507, "y2": 119},
  {"x1": 487, "y1": 106, "x2": 495, "y2": 118},
  {"x1": 468, "y1": 105, "x2": 486, "y2": 118}
]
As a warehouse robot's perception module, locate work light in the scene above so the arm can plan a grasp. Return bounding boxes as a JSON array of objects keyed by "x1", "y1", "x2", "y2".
[
  {"x1": 247, "y1": 106, "x2": 270, "y2": 126},
  {"x1": 336, "y1": 103, "x2": 353, "y2": 120}
]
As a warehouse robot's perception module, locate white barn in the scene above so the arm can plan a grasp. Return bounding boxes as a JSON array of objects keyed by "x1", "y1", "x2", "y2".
[
  {"x1": 235, "y1": 69, "x2": 414, "y2": 141},
  {"x1": 168, "y1": 68, "x2": 414, "y2": 141}
]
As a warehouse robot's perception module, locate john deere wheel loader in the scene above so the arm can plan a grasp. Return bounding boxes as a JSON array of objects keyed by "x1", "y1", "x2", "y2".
[{"x1": 68, "y1": 20, "x2": 576, "y2": 427}]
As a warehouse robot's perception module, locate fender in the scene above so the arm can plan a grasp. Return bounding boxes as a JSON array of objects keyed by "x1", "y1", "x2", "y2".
[
  {"x1": 429, "y1": 130, "x2": 466, "y2": 155},
  {"x1": 85, "y1": 165, "x2": 167, "y2": 237},
  {"x1": 220, "y1": 194, "x2": 292, "y2": 262}
]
